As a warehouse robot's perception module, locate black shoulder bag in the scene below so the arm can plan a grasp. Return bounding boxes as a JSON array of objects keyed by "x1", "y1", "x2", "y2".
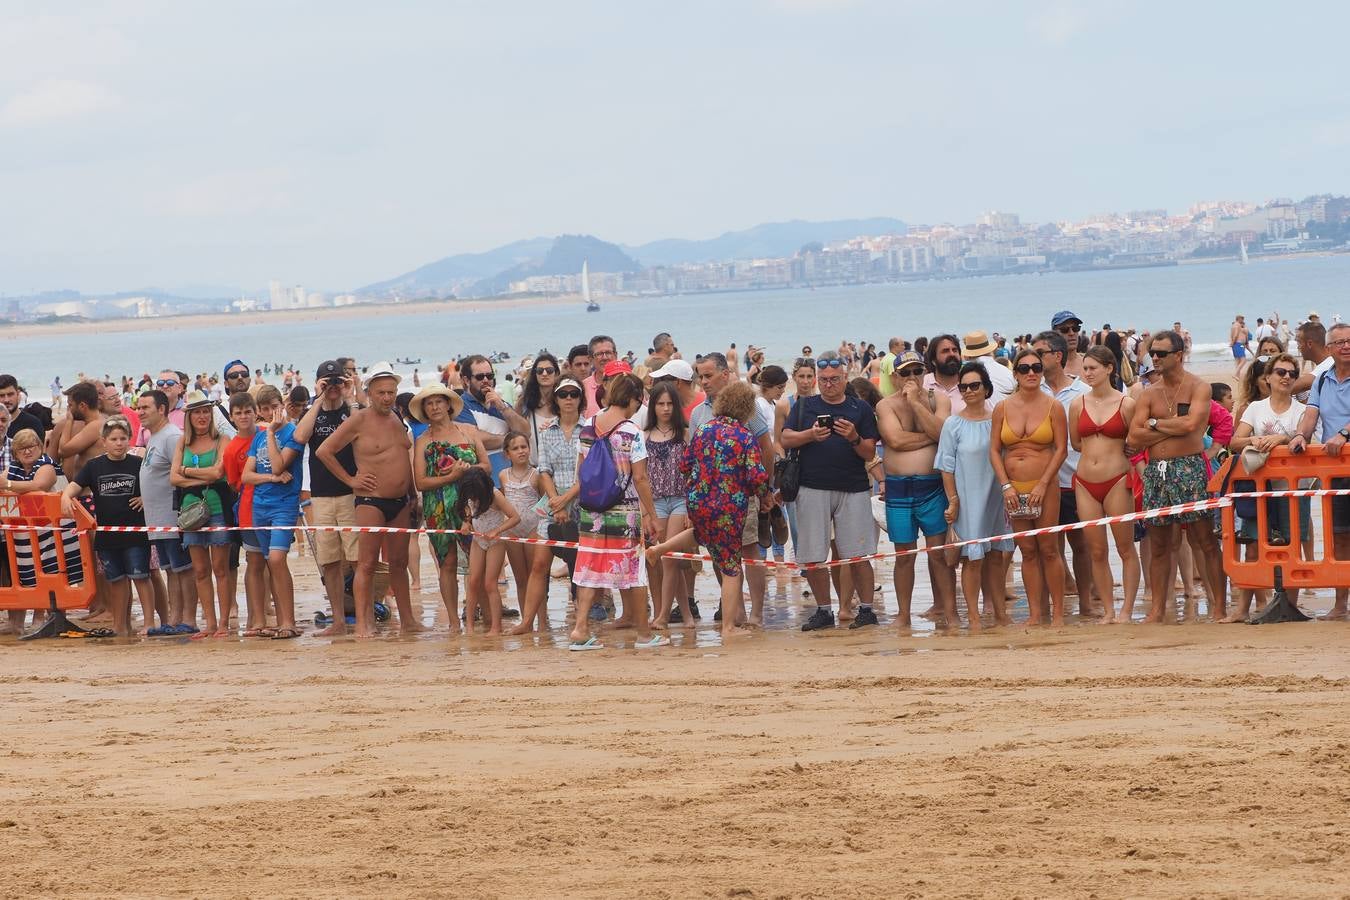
[{"x1": 775, "y1": 400, "x2": 806, "y2": 502}]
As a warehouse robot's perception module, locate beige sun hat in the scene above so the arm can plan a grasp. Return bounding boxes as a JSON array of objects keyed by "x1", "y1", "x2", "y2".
[{"x1": 409, "y1": 383, "x2": 462, "y2": 423}]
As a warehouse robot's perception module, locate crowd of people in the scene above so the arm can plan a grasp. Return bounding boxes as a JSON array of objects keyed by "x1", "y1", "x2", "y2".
[{"x1": 3, "y1": 309, "x2": 1348, "y2": 648}]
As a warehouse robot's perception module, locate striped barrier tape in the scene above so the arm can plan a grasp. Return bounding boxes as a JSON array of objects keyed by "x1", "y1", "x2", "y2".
[{"x1": 2, "y1": 487, "x2": 1345, "y2": 570}]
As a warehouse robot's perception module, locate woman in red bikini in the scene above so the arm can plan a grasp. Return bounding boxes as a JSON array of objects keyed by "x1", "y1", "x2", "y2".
[{"x1": 1069, "y1": 347, "x2": 1140, "y2": 623}]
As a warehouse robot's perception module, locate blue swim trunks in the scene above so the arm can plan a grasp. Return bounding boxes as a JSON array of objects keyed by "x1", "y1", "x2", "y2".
[{"x1": 885, "y1": 474, "x2": 949, "y2": 545}]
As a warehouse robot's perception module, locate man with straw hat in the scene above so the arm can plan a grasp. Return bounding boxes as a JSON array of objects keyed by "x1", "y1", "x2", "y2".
[{"x1": 961, "y1": 330, "x2": 1016, "y2": 398}]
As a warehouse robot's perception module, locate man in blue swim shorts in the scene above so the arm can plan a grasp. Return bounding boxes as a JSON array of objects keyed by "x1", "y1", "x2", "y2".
[{"x1": 876, "y1": 351, "x2": 957, "y2": 628}]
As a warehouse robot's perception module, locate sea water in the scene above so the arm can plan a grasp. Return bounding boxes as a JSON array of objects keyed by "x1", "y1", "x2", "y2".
[{"x1": 4, "y1": 253, "x2": 1346, "y2": 388}]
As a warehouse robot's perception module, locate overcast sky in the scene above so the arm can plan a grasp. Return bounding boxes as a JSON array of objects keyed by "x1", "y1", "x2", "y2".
[{"x1": 2, "y1": 0, "x2": 1346, "y2": 295}]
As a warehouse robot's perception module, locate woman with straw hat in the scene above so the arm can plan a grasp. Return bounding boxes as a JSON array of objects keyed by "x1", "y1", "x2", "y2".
[{"x1": 411, "y1": 383, "x2": 490, "y2": 632}]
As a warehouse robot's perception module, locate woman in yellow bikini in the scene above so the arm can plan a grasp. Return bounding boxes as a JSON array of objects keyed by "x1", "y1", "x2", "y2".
[{"x1": 989, "y1": 347, "x2": 1068, "y2": 625}]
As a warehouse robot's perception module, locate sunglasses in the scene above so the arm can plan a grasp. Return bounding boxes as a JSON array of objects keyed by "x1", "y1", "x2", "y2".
[
  {"x1": 1056, "y1": 324, "x2": 1081, "y2": 334},
  {"x1": 897, "y1": 367, "x2": 924, "y2": 377},
  {"x1": 534, "y1": 366, "x2": 557, "y2": 376},
  {"x1": 1148, "y1": 349, "x2": 1175, "y2": 358},
  {"x1": 156, "y1": 379, "x2": 178, "y2": 387},
  {"x1": 1270, "y1": 366, "x2": 1298, "y2": 379},
  {"x1": 226, "y1": 371, "x2": 249, "y2": 380},
  {"x1": 472, "y1": 373, "x2": 496, "y2": 382},
  {"x1": 555, "y1": 390, "x2": 581, "y2": 400},
  {"x1": 794, "y1": 357, "x2": 816, "y2": 369},
  {"x1": 1014, "y1": 363, "x2": 1044, "y2": 375},
  {"x1": 817, "y1": 358, "x2": 845, "y2": 369},
  {"x1": 957, "y1": 381, "x2": 985, "y2": 393}
]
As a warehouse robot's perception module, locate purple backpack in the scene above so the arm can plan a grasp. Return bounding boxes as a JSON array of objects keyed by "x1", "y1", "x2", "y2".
[{"x1": 578, "y1": 421, "x2": 632, "y2": 512}]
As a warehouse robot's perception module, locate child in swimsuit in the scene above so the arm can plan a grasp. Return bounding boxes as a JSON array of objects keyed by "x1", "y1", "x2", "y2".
[
  {"x1": 453, "y1": 468, "x2": 520, "y2": 635},
  {"x1": 498, "y1": 432, "x2": 545, "y2": 628}
]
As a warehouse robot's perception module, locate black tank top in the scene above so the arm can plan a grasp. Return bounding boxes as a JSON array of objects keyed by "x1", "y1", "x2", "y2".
[{"x1": 308, "y1": 403, "x2": 357, "y2": 497}]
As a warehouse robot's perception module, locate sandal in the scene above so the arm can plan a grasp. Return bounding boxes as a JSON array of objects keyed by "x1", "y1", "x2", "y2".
[
  {"x1": 270, "y1": 626, "x2": 303, "y2": 640},
  {"x1": 243, "y1": 627, "x2": 277, "y2": 638}
]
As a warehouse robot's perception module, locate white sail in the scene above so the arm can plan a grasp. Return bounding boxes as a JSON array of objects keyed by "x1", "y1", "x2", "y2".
[
  {"x1": 1240, "y1": 241, "x2": 1249, "y2": 264},
  {"x1": 582, "y1": 259, "x2": 591, "y2": 304}
]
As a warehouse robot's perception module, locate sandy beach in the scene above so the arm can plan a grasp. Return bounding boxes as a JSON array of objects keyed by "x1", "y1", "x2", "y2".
[
  {"x1": 0, "y1": 294, "x2": 594, "y2": 341},
  {"x1": 3, "y1": 545, "x2": 1349, "y2": 897}
]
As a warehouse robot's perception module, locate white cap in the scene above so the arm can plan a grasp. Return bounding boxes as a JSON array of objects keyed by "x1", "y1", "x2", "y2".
[
  {"x1": 362, "y1": 361, "x2": 399, "y2": 387},
  {"x1": 649, "y1": 359, "x2": 695, "y2": 382}
]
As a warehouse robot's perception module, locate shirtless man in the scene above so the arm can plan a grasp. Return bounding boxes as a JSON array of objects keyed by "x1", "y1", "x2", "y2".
[
  {"x1": 876, "y1": 351, "x2": 955, "y2": 627},
  {"x1": 1127, "y1": 329, "x2": 1226, "y2": 622},
  {"x1": 1230, "y1": 315, "x2": 1251, "y2": 376},
  {"x1": 315, "y1": 363, "x2": 419, "y2": 637},
  {"x1": 725, "y1": 343, "x2": 740, "y2": 380},
  {"x1": 53, "y1": 381, "x2": 106, "y2": 476}
]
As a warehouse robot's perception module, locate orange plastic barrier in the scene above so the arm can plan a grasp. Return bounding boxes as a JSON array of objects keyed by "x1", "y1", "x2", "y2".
[
  {"x1": 0, "y1": 491, "x2": 97, "y2": 611},
  {"x1": 1209, "y1": 446, "x2": 1350, "y2": 590}
]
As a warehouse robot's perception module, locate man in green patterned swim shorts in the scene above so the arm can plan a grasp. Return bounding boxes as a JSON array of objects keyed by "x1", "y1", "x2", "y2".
[{"x1": 1128, "y1": 329, "x2": 1226, "y2": 623}]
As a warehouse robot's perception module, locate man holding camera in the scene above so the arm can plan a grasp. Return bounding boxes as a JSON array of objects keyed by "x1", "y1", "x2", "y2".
[{"x1": 781, "y1": 349, "x2": 881, "y2": 631}]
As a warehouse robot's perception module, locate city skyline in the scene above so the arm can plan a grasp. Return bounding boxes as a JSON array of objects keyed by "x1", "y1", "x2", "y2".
[{"x1": 2, "y1": 1, "x2": 1348, "y2": 295}]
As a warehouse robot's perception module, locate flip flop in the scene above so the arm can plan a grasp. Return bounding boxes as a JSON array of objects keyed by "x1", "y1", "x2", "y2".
[
  {"x1": 146, "y1": 625, "x2": 175, "y2": 637},
  {"x1": 567, "y1": 636, "x2": 604, "y2": 652},
  {"x1": 172, "y1": 623, "x2": 199, "y2": 635},
  {"x1": 270, "y1": 626, "x2": 303, "y2": 640},
  {"x1": 634, "y1": 635, "x2": 670, "y2": 649},
  {"x1": 243, "y1": 627, "x2": 277, "y2": 638}
]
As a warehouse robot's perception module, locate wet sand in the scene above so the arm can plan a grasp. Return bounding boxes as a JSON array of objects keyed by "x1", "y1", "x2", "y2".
[{"x1": 3, "y1": 548, "x2": 1349, "y2": 897}]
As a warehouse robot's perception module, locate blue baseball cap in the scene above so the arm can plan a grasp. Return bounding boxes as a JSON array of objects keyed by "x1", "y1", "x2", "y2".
[
  {"x1": 1050, "y1": 310, "x2": 1082, "y2": 328},
  {"x1": 223, "y1": 359, "x2": 249, "y2": 378}
]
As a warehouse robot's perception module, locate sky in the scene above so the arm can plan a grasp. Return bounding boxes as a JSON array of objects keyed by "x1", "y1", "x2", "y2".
[{"x1": 2, "y1": 0, "x2": 1347, "y2": 296}]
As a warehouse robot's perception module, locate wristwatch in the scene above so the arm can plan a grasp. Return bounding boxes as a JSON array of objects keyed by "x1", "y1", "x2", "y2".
[
  {"x1": 1339, "y1": 428, "x2": 1350, "y2": 441},
  {"x1": 1147, "y1": 417, "x2": 1158, "y2": 431},
  {"x1": 849, "y1": 437, "x2": 861, "y2": 447}
]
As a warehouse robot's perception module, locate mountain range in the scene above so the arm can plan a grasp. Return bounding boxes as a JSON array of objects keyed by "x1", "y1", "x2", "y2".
[{"x1": 357, "y1": 216, "x2": 906, "y2": 298}]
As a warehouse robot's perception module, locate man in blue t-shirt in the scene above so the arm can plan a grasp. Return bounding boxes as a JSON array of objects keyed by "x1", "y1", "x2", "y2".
[
  {"x1": 781, "y1": 349, "x2": 881, "y2": 632},
  {"x1": 456, "y1": 354, "x2": 529, "y2": 478}
]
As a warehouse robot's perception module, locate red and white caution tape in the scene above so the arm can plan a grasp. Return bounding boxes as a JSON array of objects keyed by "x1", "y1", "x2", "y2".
[{"x1": 4, "y1": 487, "x2": 1347, "y2": 570}]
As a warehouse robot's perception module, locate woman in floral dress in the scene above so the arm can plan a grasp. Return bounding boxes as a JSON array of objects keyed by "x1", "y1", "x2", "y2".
[
  {"x1": 682, "y1": 381, "x2": 769, "y2": 638},
  {"x1": 410, "y1": 384, "x2": 490, "y2": 632}
]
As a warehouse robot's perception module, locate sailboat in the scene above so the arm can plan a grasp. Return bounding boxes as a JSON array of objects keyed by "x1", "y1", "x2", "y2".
[
  {"x1": 583, "y1": 259, "x2": 600, "y2": 312},
  {"x1": 1240, "y1": 241, "x2": 1250, "y2": 265}
]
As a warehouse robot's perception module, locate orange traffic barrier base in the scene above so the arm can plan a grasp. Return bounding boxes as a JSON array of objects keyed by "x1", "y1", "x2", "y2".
[{"x1": 20, "y1": 589, "x2": 92, "y2": 641}]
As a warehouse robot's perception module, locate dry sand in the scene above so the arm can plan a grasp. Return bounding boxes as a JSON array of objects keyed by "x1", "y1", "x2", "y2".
[{"x1": 3, "y1": 551, "x2": 1350, "y2": 898}]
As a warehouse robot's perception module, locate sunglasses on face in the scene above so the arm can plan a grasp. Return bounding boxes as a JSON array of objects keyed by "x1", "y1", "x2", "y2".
[
  {"x1": 1014, "y1": 363, "x2": 1044, "y2": 375},
  {"x1": 817, "y1": 358, "x2": 845, "y2": 369},
  {"x1": 957, "y1": 381, "x2": 984, "y2": 393},
  {"x1": 1270, "y1": 367, "x2": 1298, "y2": 379},
  {"x1": 226, "y1": 371, "x2": 249, "y2": 380},
  {"x1": 897, "y1": 367, "x2": 924, "y2": 377},
  {"x1": 555, "y1": 390, "x2": 581, "y2": 400},
  {"x1": 534, "y1": 366, "x2": 557, "y2": 376},
  {"x1": 1056, "y1": 325, "x2": 1081, "y2": 334},
  {"x1": 1148, "y1": 348, "x2": 1175, "y2": 358},
  {"x1": 156, "y1": 379, "x2": 178, "y2": 387},
  {"x1": 472, "y1": 372, "x2": 496, "y2": 382}
]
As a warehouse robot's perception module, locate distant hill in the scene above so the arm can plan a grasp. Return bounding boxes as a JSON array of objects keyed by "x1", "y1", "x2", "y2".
[
  {"x1": 358, "y1": 237, "x2": 554, "y2": 297},
  {"x1": 356, "y1": 217, "x2": 907, "y2": 298},
  {"x1": 625, "y1": 217, "x2": 907, "y2": 266},
  {"x1": 472, "y1": 234, "x2": 639, "y2": 296}
]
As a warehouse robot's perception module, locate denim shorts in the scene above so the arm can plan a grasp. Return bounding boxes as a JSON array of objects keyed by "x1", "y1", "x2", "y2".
[
  {"x1": 652, "y1": 494, "x2": 688, "y2": 519},
  {"x1": 97, "y1": 544, "x2": 151, "y2": 582},
  {"x1": 150, "y1": 536, "x2": 193, "y2": 573},
  {"x1": 182, "y1": 512, "x2": 229, "y2": 548},
  {"x1": 252, "y1": 505, "x2": 297, "y2": 555}
]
